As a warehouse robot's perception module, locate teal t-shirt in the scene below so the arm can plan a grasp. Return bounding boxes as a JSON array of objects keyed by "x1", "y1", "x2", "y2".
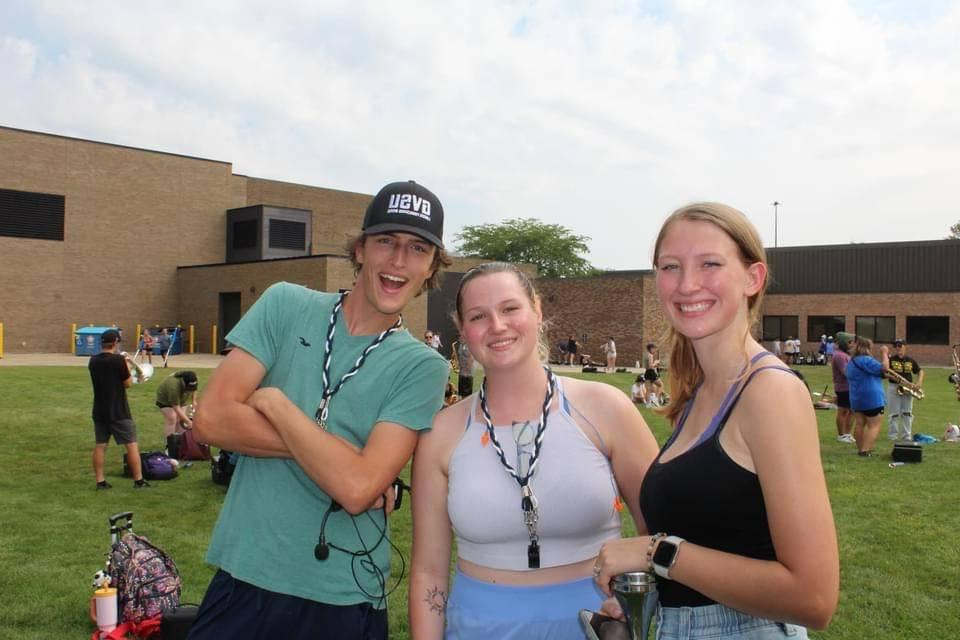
[{"x1": 206, "y1": 282, "x2": 449, "y2": 607}]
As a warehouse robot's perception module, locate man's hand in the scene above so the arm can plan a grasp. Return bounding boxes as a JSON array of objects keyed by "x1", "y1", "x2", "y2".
[{"x1": 370, "y1": 484, "x2": 398, "y2": 516}]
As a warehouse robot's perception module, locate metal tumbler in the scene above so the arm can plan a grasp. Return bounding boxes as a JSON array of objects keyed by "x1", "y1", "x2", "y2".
[{"x1": 612, "y1": 571, "x2": 658, "y2": 640}]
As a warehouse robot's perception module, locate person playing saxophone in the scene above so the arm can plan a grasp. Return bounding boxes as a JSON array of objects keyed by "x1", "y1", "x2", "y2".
[{"x1": 886, "y1": 339, "x2": 923, "y2": 442}]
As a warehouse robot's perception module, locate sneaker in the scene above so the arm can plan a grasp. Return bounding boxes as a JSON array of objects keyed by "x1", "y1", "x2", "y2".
[
  {"x1": 96, "y1": 481, "x2": 113, "y2": 490},
  {"x1": 838, "y1": 434, "x2": 855, "y2": 443},
  {"x1": 133, "y1": 479, "x2": 152, "y2": 489}
]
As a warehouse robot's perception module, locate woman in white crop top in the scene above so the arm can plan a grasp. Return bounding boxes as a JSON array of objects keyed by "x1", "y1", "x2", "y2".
[{"x1": 409, "y1": 263, "x2": 659, "y2": 639}]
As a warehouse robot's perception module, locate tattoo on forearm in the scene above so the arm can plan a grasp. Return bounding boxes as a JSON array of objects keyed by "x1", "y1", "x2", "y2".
[{"x1": 425, "y1": 585, "x2": 447, "y2": 615}]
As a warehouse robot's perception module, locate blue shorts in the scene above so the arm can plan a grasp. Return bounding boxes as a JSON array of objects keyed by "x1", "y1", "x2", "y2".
[
  {"x1": 656, "y1": 603, "x2": 807, "y2": 639},
  {"x1": 186, "y1": 570, "x2": 387, "y2": 640},
  {"x1": 445, "y1": 569, "x2": 605, "y2": 640}
]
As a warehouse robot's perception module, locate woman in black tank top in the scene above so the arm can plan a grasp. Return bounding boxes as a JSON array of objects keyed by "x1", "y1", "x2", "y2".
[{"x1": 592, "y1": 204, "x2": 839, "y2": 639}]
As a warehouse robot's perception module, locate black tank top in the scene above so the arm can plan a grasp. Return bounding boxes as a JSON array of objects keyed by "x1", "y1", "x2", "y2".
[{"x1": 638, "y1": 354, "x2": 795, "y2": 607}]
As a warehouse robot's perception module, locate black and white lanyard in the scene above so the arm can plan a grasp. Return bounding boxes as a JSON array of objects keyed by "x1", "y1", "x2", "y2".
[
  {"x1": 314, "y1": 292, "x2": 403, "y2": 430},
  {"x1": 478, "y1": 366, "x2": 556, "y2": 569}
]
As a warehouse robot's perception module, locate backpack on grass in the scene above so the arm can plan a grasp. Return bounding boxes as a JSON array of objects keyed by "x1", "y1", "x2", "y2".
[
  {"x1": 175, "y1": 427, "x2": 211, "y2": 461},
  {"x1": 106, "y1": 512, "x2": 182, "y2": 624},
  {"x1": 122, "y1": 450, "x2": 178, "y2": 480}
]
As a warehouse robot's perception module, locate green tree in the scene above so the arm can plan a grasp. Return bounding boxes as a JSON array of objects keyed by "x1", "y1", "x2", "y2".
[
  {"x1": 454, "y1": 217, "x2": 596, "y2": 278},
  {"x1": 949, "y1": 221, "x2": 960, "y2": 239}
]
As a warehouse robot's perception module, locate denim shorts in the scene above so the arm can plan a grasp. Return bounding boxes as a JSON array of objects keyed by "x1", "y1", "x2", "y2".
[{"x1": 656, "y1": 604, "x2": 807, "y2": 640}]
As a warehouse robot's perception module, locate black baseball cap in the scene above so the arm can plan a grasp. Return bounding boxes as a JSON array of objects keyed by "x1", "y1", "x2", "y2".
[
  {"x1": 894, "y1": 338, "x2": 905, "y2": 346},
  {"x1": 362, "y1": 180, "x2": 444, "y2": 248},
  {"x1": 179, "y1": 370, "x2": 199, "y2": 389},
  {"x1": 101, "y1": 329, "x2": 121, "y2": 344}
]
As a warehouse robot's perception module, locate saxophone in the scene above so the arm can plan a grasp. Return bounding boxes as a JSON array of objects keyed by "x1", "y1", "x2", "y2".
[{"x1": 886, "y1": 368, "x2": 924, "y2": 400}]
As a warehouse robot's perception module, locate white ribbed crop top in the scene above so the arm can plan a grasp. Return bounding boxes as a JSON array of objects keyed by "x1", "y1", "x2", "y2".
[{"x1": 447, "y1": 377, "x2": 622, "y2": 570}]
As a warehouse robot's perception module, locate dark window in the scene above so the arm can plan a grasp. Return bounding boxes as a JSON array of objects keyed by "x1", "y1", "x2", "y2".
[
  {"x1": 906, "y1": 316, "x2": 949, "y2": 345},
  {"x1": 232, "y1": 219, "x2": 258, "y2": 249},
  {"x1": 0, "y1": 188, "x2": 65, "y2": 241},
  {"x1": 762, "y1": 315, "x2": 799, "y2": 341},
  {"x1": 268, "y1": 218, "x2": 306, "y2": 250},
  {"x1": 855, "y1": 316, "x2": 896, "y2": 343},
  {"x1": 807, "y1": 316, "x2": 846, "y2": 342}
]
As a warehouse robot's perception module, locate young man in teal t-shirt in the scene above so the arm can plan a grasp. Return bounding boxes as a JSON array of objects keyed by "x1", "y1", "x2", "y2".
[{"x1": 189, "y1": 181, "x2": 452, "y2": 640}]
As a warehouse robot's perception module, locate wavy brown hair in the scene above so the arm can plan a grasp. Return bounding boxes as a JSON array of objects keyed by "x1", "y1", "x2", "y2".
[{"x1": 653, "y1": 203, "x2": 769, "y2": 424}]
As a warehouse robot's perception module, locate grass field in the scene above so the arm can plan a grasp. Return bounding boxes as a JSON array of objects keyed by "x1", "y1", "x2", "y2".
[{"x1": 0, "y1": 364, "x2": 958, "y2": 639}]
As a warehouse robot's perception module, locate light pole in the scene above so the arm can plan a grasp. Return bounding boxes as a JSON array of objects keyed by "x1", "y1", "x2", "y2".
[{"x1": 771, "y1": 201, "x2": 780, "y2": 248}]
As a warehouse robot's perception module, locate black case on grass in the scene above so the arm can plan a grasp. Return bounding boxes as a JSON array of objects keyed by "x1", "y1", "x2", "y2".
[{"x1": 891, "y1": 442, "x2": 922, "y2": 463}]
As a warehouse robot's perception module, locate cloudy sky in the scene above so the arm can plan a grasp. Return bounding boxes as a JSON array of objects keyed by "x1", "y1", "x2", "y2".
[{"x1": 2, "y1": 0, "x2": 958, "y2": 269}]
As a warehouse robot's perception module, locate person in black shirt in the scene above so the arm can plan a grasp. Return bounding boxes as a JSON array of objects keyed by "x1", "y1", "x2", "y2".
[
  {"x1": 886, "y1": 339, "x2": 924, "y2": 441},
  {"x1": 593, "y1": 203, "x2": 838, "y2": 636},
  {"x1": 89, "y1": 329, "x2": 149, "y2": 489}
]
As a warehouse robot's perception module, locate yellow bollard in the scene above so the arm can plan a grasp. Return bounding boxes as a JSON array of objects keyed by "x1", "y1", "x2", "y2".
[
  {"x1": 212, "y1": 325, "x2": 218, "y2": 355},
  {"x1": 71, "y1": 323, "x2": 77, "y2": 354},
  {"x1": 0, "y1": 322, "x2": 4, "y2": 358},
  {"x1": 136, "y1": 324, "x2": 142, "y2": 346},
  {"x1": 189, "y1": 325, "x2": 195, "y2": 354}
]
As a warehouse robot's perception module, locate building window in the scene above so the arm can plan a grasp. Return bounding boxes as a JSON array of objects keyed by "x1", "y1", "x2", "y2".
[
  {"x1": 0, "y1": 187, "x2": 65, "y2": 241},
  {"x1": 807, "y1": 316, "x2": 846, "y2": 342},
  {"x1": 268, "y1": 218, "x2": 306, "y2": 250},
  {"x1": 855, "y1": 316, "x2": 896, "y2": 343},
  {"x1": 906, "y1": 316, "x2": 949, "y2": 345},
  {"x1": 762, "y1": 315, "x2": 799, "y2": 341},
  {"x1": 232, "y1": 219, "x2": 258, "y2": 249}
]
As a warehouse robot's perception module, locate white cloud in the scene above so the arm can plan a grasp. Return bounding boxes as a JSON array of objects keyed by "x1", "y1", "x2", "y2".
[{"x1": 2, "y1": 0, "x2": 959, "y2": 268}]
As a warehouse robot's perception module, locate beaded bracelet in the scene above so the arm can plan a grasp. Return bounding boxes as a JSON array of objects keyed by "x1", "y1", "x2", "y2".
[{"x1": 646, "y1": 532, "x2": 667, "y2": 571}]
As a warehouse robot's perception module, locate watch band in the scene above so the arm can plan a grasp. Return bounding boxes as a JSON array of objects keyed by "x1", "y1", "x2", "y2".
[{"x1": 652, "y1": 535, "x2": 685, "y2": 579}]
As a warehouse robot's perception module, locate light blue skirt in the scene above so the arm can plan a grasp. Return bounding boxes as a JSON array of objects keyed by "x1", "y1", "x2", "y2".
[
  {"x1": 657, "y1": 603, "x2": 808, "y2": 640},
  {"x1": 444, "y1": 569, "x2": 606, "y2": 640}
]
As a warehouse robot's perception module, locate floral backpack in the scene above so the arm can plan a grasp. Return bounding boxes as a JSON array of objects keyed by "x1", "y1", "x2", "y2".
[{"x1": 107, "y1": 531, "x2": 182, "y2": 623}]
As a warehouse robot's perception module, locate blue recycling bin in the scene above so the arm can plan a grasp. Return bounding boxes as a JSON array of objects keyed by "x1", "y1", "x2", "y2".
[{"x1": 75, "y1": 326, "x2": 118, "y2": 356}]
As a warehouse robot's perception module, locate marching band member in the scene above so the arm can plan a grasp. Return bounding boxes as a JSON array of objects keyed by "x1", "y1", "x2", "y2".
[{"x1": 885, "y1": 339, "x2": 923, "y2": 442}]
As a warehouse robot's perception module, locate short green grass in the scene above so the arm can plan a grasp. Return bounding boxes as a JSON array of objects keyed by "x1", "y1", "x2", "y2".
[{"x1": 0, "y1": 364, "x2": 957, "y2": 639}]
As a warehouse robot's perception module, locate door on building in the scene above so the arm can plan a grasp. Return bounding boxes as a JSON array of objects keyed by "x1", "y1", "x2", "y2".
[{"x1": 218, "y1": 292, "x2": 242, "y2": 354}]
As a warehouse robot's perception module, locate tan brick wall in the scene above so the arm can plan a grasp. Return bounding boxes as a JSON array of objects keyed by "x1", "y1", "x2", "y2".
[
  {"x1": 539, "y1": 273, "x2": 649, "y2": 367},
  {"x1": 1, "y1": 127, "x2": 231, "y2": 353},
  {"x1": 0, "y1": 128, "x2": 377, "y2": 355}
]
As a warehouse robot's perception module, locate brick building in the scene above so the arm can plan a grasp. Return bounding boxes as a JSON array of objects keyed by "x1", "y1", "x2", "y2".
[
  {"x1": 3, "y1": 125, "x2": 958, "y2": 366},
  {"x1": 540, "y1": 241, "x2": 960, "y2": 368},
  {"x1": 0, "y1": 125, "x2": 478, "y2": 355}
]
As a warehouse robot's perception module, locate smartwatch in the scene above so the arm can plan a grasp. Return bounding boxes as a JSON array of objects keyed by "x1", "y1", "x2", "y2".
[{"x1": 651, "y1": 535, "x2": 685, "y2": 579}]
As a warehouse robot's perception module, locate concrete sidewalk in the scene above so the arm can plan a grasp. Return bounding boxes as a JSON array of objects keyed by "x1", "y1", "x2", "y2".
[{"x1": 0, "y1": 352, "x2": 226, "y2": 368}]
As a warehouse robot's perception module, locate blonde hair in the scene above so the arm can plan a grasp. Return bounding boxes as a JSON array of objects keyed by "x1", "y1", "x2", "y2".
[{"x1": 653, "y1": 203, "x2": 769, "y2": 424}]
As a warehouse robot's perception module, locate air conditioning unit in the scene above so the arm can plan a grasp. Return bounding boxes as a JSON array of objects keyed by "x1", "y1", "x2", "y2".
[{"x1": 225, "y1": 205, "x2": 312, "y2": 263}]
